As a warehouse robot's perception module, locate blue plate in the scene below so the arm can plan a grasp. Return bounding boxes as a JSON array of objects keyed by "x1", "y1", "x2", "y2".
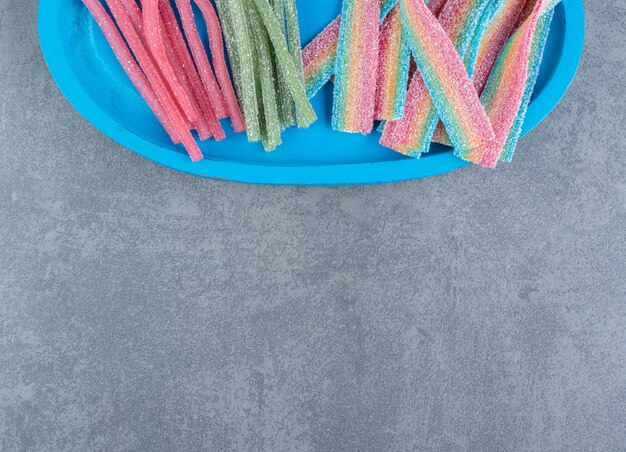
[{"x1": 39, "y1": 0, "x2": 584, "y2": 186}]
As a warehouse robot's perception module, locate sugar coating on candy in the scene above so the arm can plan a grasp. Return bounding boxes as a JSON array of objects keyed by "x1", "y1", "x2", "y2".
[
  {"x1": 398, "y1": 0, "x2": 494, "y2": 157},
  {"x1": 191, "y1": 0, "x2": 246, "y2": 132},
  {"x1": 501, "y1": 7, "x2": 554, "y2": 161},
  {"x1": 174, "y1": 0, "x2": 229, "y2": 121},
  {"x1": 252, "y1": 0, "x2": 317, "y2": 128},
  {"x1": 473, "y1": 0, "x2": 545, "y2": 167},
  {"x1": 432, "y1": 0, "x2": 527, "y2": 146},
  {"x1": 303, "y1": 18, "x2": 340, "y2": 98},
  {"x1": 303, "y1": 1, "x2": 414, "y2": 100},
  {"x1": 220, "y1": 0, "x2": 262, "y2": 142},
  {"x1": 143, "y1": 0, "x2": 197, "y2": 124},
  {"x1": 380, "y1": 0, "x2": 399, "y2": 19},
  {"x1": 100, "y1": 0, "x2": 204, "y2": 160},
  {"x1": 382, "y1": 0, "x2": 492, "y2": 156},
  {"x1": 160, "y1": 1, "x2": 225, "y2": 140},
  {"x1": 284, "y1": 0, "x2": 306, "y2": 87},
  {"x1": 79, "y1": 0, "x2": 179, "y2": 144},
  {"x1": 271, "y1": 0, "x2": 296, "y2": 127},
  {"x1": 249, "y1": 0, "x2": 282, "y2": 150},
  {"x1": 332, "y1": 0, "x2": 381, "y2": 134},
  {"x1": 161, "y1": 21, "x2": 213, "y2": 140},
  {"x1": 375, "y1": 5, "x2": 411, "y2": 121}
]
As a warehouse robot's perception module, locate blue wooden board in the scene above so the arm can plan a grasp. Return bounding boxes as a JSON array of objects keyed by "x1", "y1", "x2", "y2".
[{"x1": 38, "y1": 0, "x2": 584, "y2": 185}]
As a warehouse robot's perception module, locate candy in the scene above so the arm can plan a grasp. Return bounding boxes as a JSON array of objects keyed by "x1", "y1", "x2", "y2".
[
  {"x1": 100, "y1": 0, "x2": 203, "y2": 160},
  {"x1": 160, "y1": 1, "x2": 225, "y2": 140},
  {"x1": 381, "y1": 0, "x2": 493, "y2": 156},
  {"x1": 252, "y1": 0, "x2": 317, "y2": 128},
  {"x1": 303, "y1": 17, "x2": 340, "y2": 98},
  {"x1": 473, "y1": 0, "x2": 545, "y2": 167},
  {"x1": 302, "y1": 0, "x2": 446, "y2": 100},
  {"x1": 79, "y1": 0, "x2": 179, "y2": 144},
  {"x1": 375, "y1": 4, "x2": 411, "y2": 121},
  {"x1": 398, "y1": 0, "x2": 495, "y2": 159},
  {"x1": 173, "y1": 0, "x2": 228, "y2": 122},
  {"x1": 182, "y1": 0, "x2": 246, "y2": 132},
  {"x1": 501, "y1": 7, "x2": 554, "y2": 161},
  {"x1": 432, "y1": 0, "x2": 527, "y2": 145},
  {"x1": 271, "y1": 0, "x2": 296, "y2": 127},
  {"x1": 143, "y1": 0, "x2": 198, "y2": 124},
  {"x1": 332, "y1": 0, "x2": 381, "y2": 134},
  {"x1": 217, "y1": 0, "x2": 262, "y2": 142},
  {"x1": 249, "y1": 0, "x2": 282, "y2": 150}
]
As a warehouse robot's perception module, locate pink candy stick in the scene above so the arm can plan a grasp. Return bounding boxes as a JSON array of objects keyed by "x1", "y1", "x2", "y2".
[
  {"x1": 159, "y1": 1, "x2": 225, "y2": 141},
  {"x1": 161, "y1": 19, "x2": 214, "y2": 140},
  {"x1": 80, "y1": 0, "x2": 179, "y2": 143},
  {"x1": 103, "y1": 0, "x2": 203, "y2": 160},
  {"x1": 475, "y1": 1, "x2": 543, "y2": 167},
  {"x1": 123, "y1": 0, "x2": 212, "y2": 138},
  {"x1": 174, "y1": 0, "x2": 228, "y2": 119},
  {"x1": 143, "y1": 0, "x2": 197, "y2": 124},
  {"x1": 193, "y1": 0, "x2": 246, "y2": 132}
]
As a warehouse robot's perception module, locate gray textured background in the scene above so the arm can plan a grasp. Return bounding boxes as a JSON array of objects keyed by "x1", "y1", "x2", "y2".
[{"x1": 1, "y1": 0, "x2": 625, "y2": 451}]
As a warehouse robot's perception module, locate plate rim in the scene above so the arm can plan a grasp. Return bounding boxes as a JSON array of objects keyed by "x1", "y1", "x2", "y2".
[{"x1": 38, "y1": 0, "x2": 585, "y2": 186}]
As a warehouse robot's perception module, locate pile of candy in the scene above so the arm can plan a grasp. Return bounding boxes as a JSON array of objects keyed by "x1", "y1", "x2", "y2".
[
  {"x1": 82, "y1": 0, "x2": 315, "y2": 159},
  {"x1": 303, "y1": 0, "x2": 560, "y2": 167},
  {"x1": 84, "y1": 0, "x2": 559, "y2": 168}
]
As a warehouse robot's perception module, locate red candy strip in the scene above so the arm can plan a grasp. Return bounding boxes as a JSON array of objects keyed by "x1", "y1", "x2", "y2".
[
  {"x1": 192, "y1": 0, "x2": 246, "y2": 132},
  {"x1": 88, "y1": 0, "x2": 202, "y2": 160},
  {"x1": 143, "y1": 0, "x2": 197, "y2": 124},
  {"x1": 159, "y1": 1, "x2": 225, "y2": 140},
  {"x1": 80, "y1": 0, "x2": 179, "y2": 143},
  {"x1": 174, "y1": 0, "x2": 228, "y2": 119}
]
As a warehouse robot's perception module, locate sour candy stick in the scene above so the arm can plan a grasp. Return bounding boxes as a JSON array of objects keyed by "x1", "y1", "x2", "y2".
[
  {"x1": 375, "y1": 4, "x2": 411, "y2": 120},
  {"x1": 160, "y1": 25, "x2": 213, "y2": 140},
  {"x1": 271, "y1": 0, "x2": 296, "y2": 127},
  {"x1": 143, "y1": 0, "x2": 197, "y2": 124},
  {"x1": 191, "y1": 0, "x2": 246, "y2": 132},
  {"x1": 332, "y1": 0, "x2": 381, "y2": 134},
  {"x1": 302, "y1": 0, "x2": 445, "y2": 99},
  {"x1": 398, "y1": 0, "x2": 495, "y2": 158},
  {"x1": 101, "y1": 0, "x2": 203, "y2": 160},
  {"x1": 381, "y1": 0, "x2": 490, "y2": 156},
  {"x1": 303, "y1": 17, "x2": 341, "y2": 98},
  {"x1": 432, "y1": 0, "x2": 527, "y2": 145},
  {"x1": 124, "y1": 0, "x2": 213, "y2": 139},
  {"x1": 79, "y1": 0, "x2": 179, "y2": 144},
  {"x1": 160, "y1": 1, "x2": 225, "y2": 140},
  {"x1": 381, "y1": 0, "x2": 398, "y2": 19},
  {"x1": 500, "y1": 7, "x2": 554, "y2": 161},
  {"x1": 473, "y1": 0, "x2": 544, "y2": 167},
  {"x1": 252, "y1": 0, "x2": 317, "y2": 128},
  {"x1": 284, "y1": 0, "x2": 306, "y2": 86},
  {"x1": 174, "y1": 0, "x2": 228, "y2": 120},
  {"x1": 249, "y1": 0, "x2": 282, "y2": 150},
  {"x1": 220, "y1": 0, "x2": 262, "y2": 142}
]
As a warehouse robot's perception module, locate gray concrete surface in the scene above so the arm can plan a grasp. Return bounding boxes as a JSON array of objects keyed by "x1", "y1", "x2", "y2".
[{"x1": 1, "y1": 1, "x2": 625, "y2": 451}]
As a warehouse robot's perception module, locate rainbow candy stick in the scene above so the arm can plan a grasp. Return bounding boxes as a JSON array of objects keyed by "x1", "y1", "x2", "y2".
[
  {"x1": 303, "y1": 17, "x2": 341, "y2": 98},
  {"x1": 432, "y1": 0, "x2": 527, "y2": 145},
  {"x1": 375, "y1": 4, "x2": 411, "y2": 120},
  {"x1": 302, "y1": 0, "x2": 445, "y2": 99},
  {"x1": 473, "y1": 0, "x2": 545, "y2": 167},
  {"x1": 382, "y1": 0, "x2": 494, "y2": 156},
  {"x1": 500, "y1": 7, "x2": 554, "y2": 161},
  {"x1": 333, "y1": 0, "x2": 382, "y2": 134}
]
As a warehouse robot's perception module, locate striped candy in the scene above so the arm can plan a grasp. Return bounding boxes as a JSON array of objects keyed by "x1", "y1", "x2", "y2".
[
  {"x1": 375, "y1": 4, "x2": 411, "y2": 120},
  {"x1": 393, "y1": 0, "x2": 495, "y2": 159},
  {"x1": 332, "y1": 0, "x2": 382, "y2": 133},
  {"x1": 473, "y1": 0, "x2": 546, "y2": 167},
  {"x1": 381, "y1": 0, "x2": 493, "y2": 156}
]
